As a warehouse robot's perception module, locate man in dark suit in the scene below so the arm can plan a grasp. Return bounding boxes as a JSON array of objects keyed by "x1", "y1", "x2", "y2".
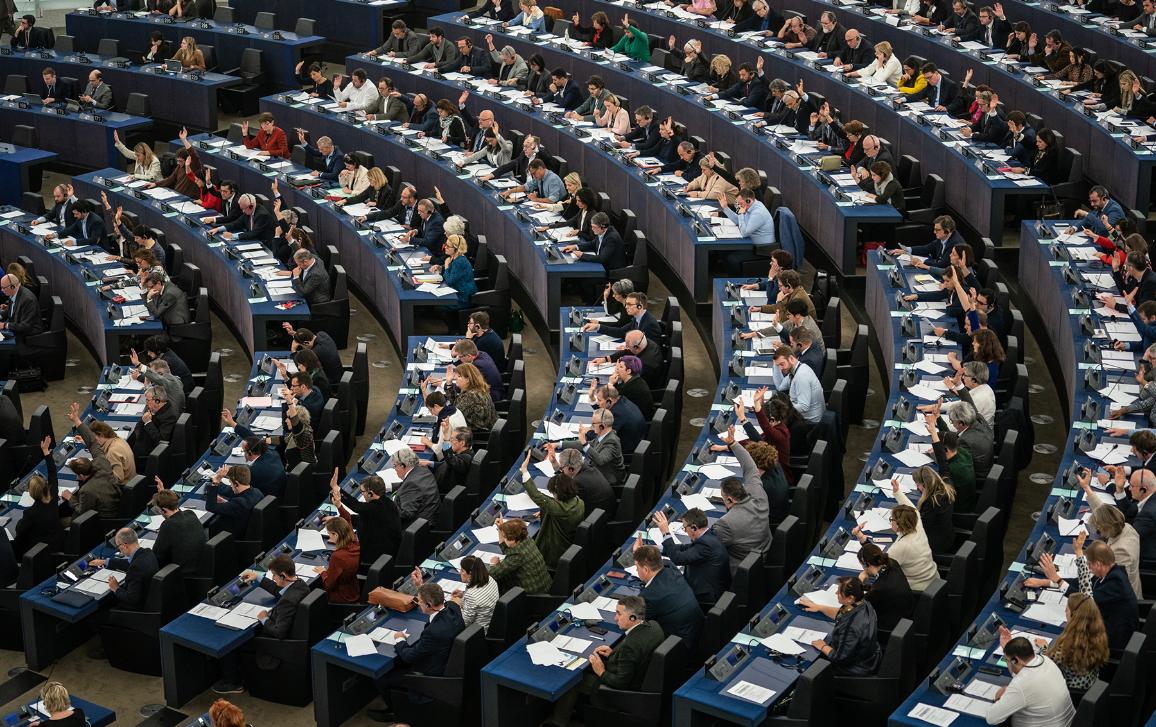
[
  {"x1": 716, "y1": 63, "x2": 767, "y2": 109},
  {"x1": 10, "y1": 15, "x2": 50, "y2": 50},
  {"x1": 1076, "y1": 185, "x2": 1127, "y2": 236},
  {"x1": 449, "y1": 37, "x2": 492, "y2": 75},
  {"x1": 630, "y1": 544, "x2": 703, "y2": 643},
  {"x1": 96, "y1": 527, "x2": 160, "y2": 609},
  {"x1": 212, "y1": 554, "x2": 310, "y2": 694},
  {"x1": 297, "y1": 131, "x2": 344, "y2": 183},
  {"x1": 566, "y1": 411, "x2": 627, "y2": 488},
  {"x1": 833, "y1": 29, "x2": 874, "y2": 72},
  {"x1": 47, "y1": 200, "x2": 107, "y2": 249},
  {"x1": 484, "y1": 135, "x2": 544, "y2": 182},
  {"x1": 406, "y1": 199, "x2": 445, "y2": 256},
  {"x1": 1002, "y1": 112, "x2": 1037, "y2": 167},
  {"x1": 1135, "y1": 0, "x2": 1156, "y2": 33},
  {"x1": 809, "y1": 12, "x2": 847, "y2": 57},
  {"x1": 596, "y1": 385, "x2": 646, "y2": 455},
  {"x1": 961, "y1": 94, "x2": 1008, "y2": 144},
  {"x1": 212, "y1": 193, "x2": 275, "y2": 244},
  {"x1": 151, "y1": 488, "x2": 205, "y2": 572},
  {"x1": 287, "y1": 370, "x2": 325, "y2": 424},
  {"x1": 941, "y1": 0, "x2": 981, "y2": 41},
  {"x1": 584, "y1": 292, "x2": 663, "y2": 341},
  {"x1": 902, "y1": 215, "x2": 964, "y2": 267},
  {"x1": 368, "y1": 582, "x2": 465, "y2": 722},
  {"x1": 391, "y1": 446, "x2": 442, "y2": 525},
  {"x1": 540, "y1": 69, "x2": 583, "y2": 110},
  {"x1": 791, "y1": 327, "x2": 826, "y2": 380},
  {"x1": 465, "y1": 311, "x2": 506, "y2": 372},
  {"x1": 548, "y1": 596, "x2": 665, "y2": 726},
  {"x1": 205, "y1": 464, "x2": 264, "y2": 536},
  {"x1": 130, "y1": 384, "x2": 178, "y2": 457},
  {"x1": 143, "y1": 270, "x2": 190, "y2": 329},
  {"x1": 851, "y1": 135, "x2": 895, "y2": 189},
  {"x1": 1043, "y1": 541, "x2": 1137, "y2": 651},
  {"x1": 554, "y1": 446, "x2": 617, "y2": 515},
  {"x1": 656, "y1": 508, "x2": 730, "y2": 607},
  {"x1": 565, "y1": 213, "x2": 626, "y2": 274},
  {"x1": 39, "y1": 67, "x2": 74, "y2": 104},
  {"x1": 35, "y1": 184, "x2": 77, "y2": 227},
  {"x1": 288, "y1": 325, "x2": 343, "y2": 384},
  {"x1": 364, "y1": 182, "x2": 418, "y2": 226},
  {"x1": 901, "y1": 62, "x2": 964, "y2": 115},
  {"x1": 429, "y1": 426, "x2": 474, "y2": 491},
  {"x1": 1117, "y1": 252, "x2": 1156, "y2": 306},
  {"x1": 234, "y1": 431, "x2": 286, "y2": 499},
  {"x1": 144, "y1": 334, "x2": 193, "y2": 393},
  {"x1": 0, "y1": 274, "x2": 43, "y2": 341},
  {"x1": 333, "y1": 472, "x2": 402, "y2": 564},
  {"x1": 977, "y1": 5, "x2": 1012, "y2": 47},
  {"x1": 203, "y1": 180, "x2": 243, "y2": 227},
  {"x1": 290, "y1": 249, "x2": 332, "y2": 306}
]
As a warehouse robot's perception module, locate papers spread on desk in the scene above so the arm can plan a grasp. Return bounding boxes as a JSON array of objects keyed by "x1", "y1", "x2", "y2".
[
  {"x1": 699, "y1": 463, "x2": 739, "y2": 481},
  {"x1": 762, "y1": 632, "x2": 806, "y2": 655},
  {"x1": 249, "y1": 415, "x2": 282, "y2": 432},
  {"x1": 1057, "y1": 517, "x2": 1090, "y2": 537},
  {"x1": 190, "y1": 602, "x2": 230, "y2": 621},
  {"x1": 296, "y1": 528, "x2": 328, "y2": 551},
  {"x1": 893, "y1": 446, "x2": 933, "y2": 468},
  {"x1": 344, "y1": 633, "x2": 378, "y2": 657},
  {"x1": 857, "y1": 507, "x2": 896, "y2": 533},
  {"x1": 368, "y1": 627, "x2": 407, "y2": 645},
  {"x1": 1084, "y1": 441, "x2": 1131, "y2": 464},
  {"x1": 551, "y1": 634, "x2": 593, "y2": 654},
  {"x1": 678, "y1": 493, "x2": 715, "y2": 513},
  {"x1": 1023, "y1": 595, "x2": 1069, "y2": 627},
  {"x1": 472, "y1": 525, "x2": 500, "y2": 544},
  {"x1": 943, "y1": 694, "x2": 990, "y2": 717},
  {"x1": 903, "y1": 383, "x2": 944, "y2": 402},
  {"x1": 782, "y1": 625, "x2": 828, "y2": 645},
  {"x1": 503, "y1": 492, "x2": 539, "y2": 511},
  {"x1": 725, "y1": 680, "x2": 776, "y2": 705},
  {"x1": 565, "y1": 601, "x2": 604, "y2": 622},
  {"x1": 526, "y1": 640, "x2": 571, "y2": 666},
  {"x1": 545, "y1": 421, "x2": 582, "y2": 440},
  {"x1": 907, "y1": 703, "x2": 959, "y2": 726}
]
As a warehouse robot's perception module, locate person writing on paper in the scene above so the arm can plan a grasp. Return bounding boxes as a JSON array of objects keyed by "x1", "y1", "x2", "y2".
[
  {"x1": 546, "y1": 596, "x2": 665, "y2": 727},
  {"x1": 654, "y1": 508, "x2": 730, "y2": 608},
  {"x1": 410, "y1": 555, "x2": 499, "y2": 631},
  {"x1": 29, "y1": 682, "x2": 87, "y2": 727},
  {"x1": 983, "y1": 636, "x2": 1075, "y2": 726},
  {"x1": 87, "y1": 527, "x2": 159, "y2": 609},
  {"x1": 487, "y1": 518, "x2": 551, "y2": 594},
  {"x1": 212, "y1": 554, "x2": 309, "y2": 694},
  {"x1": 998, "y1": 592, "x2": 1109, "y2": 694},
  {"x1": 1077, "y1": 470, "x2": 1144, "y2": 597},
  {"x1": 801, "y1": 576, "x2": 881, "y2": 675},
  {"x1": 311, "y1": 516, "x2": 360, "y2": 602},
  {"x1": 518, "y1": 457, "x2": 584, "y2": 568},
  {"x1": 852, "y1": 493, "x2": 938, "y2": 592},
  {"x1": 1028, "y1": 537, "x2": 1139, "y2": 652}
]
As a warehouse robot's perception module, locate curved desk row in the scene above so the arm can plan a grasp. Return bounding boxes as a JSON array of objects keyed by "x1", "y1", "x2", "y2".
[
  {"x1": 0, "y1": 99, "x2": 149, "y2": 170},
  {"x1": 0, "y1": 48, "x2": 234, "y2": 131},
  {"x1": 71, "y1": 169, "x2": 309, "y2": 358},
  {"x1": 774, "y1": 0, "x2": 1156, "y2": 212},
  {"x1": 429, "y1": 14, "x2": 902, "y2": 277},
  {"x1": 20, "y1": 353, "x2": 290, "y2": 670},
  {"x1": 186, "y1": 130, "x2": 560, "y2": 348},
  {"x1": 673, "y1": 265, "x2": 968, "y2": 725},
  {"x1": 66, "y1": 11, "x2": 324, "y2": 92},
  {"x1": 310, "y1": 327, "x2": 594, "y2": 726},
  {"x1": 0, "y1": 207, "x2": 163, "y2": 364},
  {"x1": 569, "y1": 0, "x2": 1060, "y2": 240},
  {"x1": 889, "y1": 223, "x2": 1143, "y2": 724},
  {"x1": 0, "y1": 144, "x2": 56, "y2": 206}
]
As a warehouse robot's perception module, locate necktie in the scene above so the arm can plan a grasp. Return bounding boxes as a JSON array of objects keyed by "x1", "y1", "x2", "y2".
[
  {"x1": 81, "y1": 218, "x2": 87, "y2": 239},
  {"x1": 986, "y1": 25, "x2": 992, "y2": 45},
  {"x1": 934, "y1": 83, "x2": 941, "y2": 106},
  {"x1": 596, "y1": 233, "x2": 603, "y2": 255},
  {"x1": 249, "y1": 213, "x2": 255, "y2": 231}
]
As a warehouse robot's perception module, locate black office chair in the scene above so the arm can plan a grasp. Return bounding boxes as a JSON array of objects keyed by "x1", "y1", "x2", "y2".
[
  {"x1": 525, "y1": 544, "x2": 585, "y2": 622},
  {"x1": 254, "y1": 11, "x2": 276, "y2": 28},
  {"x1": 294, "y1": 18, "x2": 316, "y2": 35},
  {"x1": 0, "y1": 544, "x2": 54, "y2": 650},
  {"x1": 485, "y1": 586, "x2": 526, "y2": 658},
  {"x1": 829, "y1": 619, "x2": 917, "y2": 724},
  {"x1": 239, "y1": 589, "x2": 330, "y2": 705},
  {"x1": 232, "y1": 495, "x2": 280, "y2": 566},
  {"x1": 213, "y1": 6, "x2": 234, "y2": 23},
  {"x1": 12, "y1": 124, "x2": 37, "y2": 150},
  {"x1": 1106, "y1": 632, "x2": 1147, "y2": 726},
  {"x1": 1072, "y1": 680, "x2": 1110, "y2": 727},
  {"x1": 309, "y1": 265, "x2": 350, "y2": 348},
  {"x1": 25, "y1": 296, "x2": 67, "y2": 381},
  {"x1": 3, "y1": 74, "x2": 28, "y2": 95},
  {"x1": 219, "y1": 49, "x2": 266, "y2": 115},
  {"x1": 583, "y1": 635, "x2": 687, "y2": 726},
  {"x1": 124, "y1": 92, "x2": 150, "y2": 117},
  {"x1": 54, "y1": 35, "x2": 74, "y2": 53},
  {"x1": 98, "y1": 38, "x2": 121, "y2": 57},
  {"x1": 764, "y1": 659, "x2": 834, "y2": 726},
  {"x1": 98, "y1": 564, "x2": 187, "y2": 675},
  {"x1": 388, "y1": 624, "x2": 487, "y2": 724},
  {"x1": 185, "y1": 531, "x2": 235, "y2": 604}
]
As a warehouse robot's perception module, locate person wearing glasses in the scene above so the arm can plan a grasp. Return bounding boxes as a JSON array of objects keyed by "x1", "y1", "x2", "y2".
[
  {"x1": 0, "y1": 273, "x2": 43, "y2": 344},
  {"x1": 285, "y1": 370, "x2": 324, "y2": 423}
]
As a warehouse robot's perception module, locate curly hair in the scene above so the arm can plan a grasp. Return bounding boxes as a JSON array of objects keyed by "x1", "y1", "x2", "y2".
[
  {"x1": 972, "y1": 328, "x2": 1006, "y2": 364},
  {"x1": 1047, "y1": 592, "x2": 1109, "y2": 675},
  {"x1": 742, "y1": 440, "x2": 779, "y2": 470}
]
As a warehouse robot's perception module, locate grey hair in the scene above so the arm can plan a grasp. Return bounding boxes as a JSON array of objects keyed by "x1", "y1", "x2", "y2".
[
  {"x1": 557, "y1": 448, "x2": 584, "y2": 471},
  {"x1": 114, "y1": 527, "x2": 139, "y2": 546},
  {"x1": 948, "y1": 401, "x2": 976, "y2": 428},
  {"x1": 145, "y1": 269, "x2": 167, "y2": 285},
  {"x1": 390, "y1": 446, "x2": 419, "y2": 469},
  {"x1": 500, "y1": 45, "x2": 516, "y2": 58},
  {"x1": 148, "y1": 359, "x2": 171, "y2": 375},
  {"x1": 289, "y1": 403, "x2": 311, "y2": 425},
  {"x1": 444, "y1": 215, "x2": 468, "y2": 236},
  {"x1": 593, "y1": 408, "x2": 615, "y2": 427},
  {"x1": 962, "y1": 360, "x2": 988, "y2": 385},
  {"x1": 611, "y1": 279, "x2": 634, "y2": 297},
  {"x1": 768, "y1": 78, "x2": 790, "y2": 94},
  {"x1": 145, "y1": 385, "x2": 168, "y2": 402},
  {"x1": 293, "y1": 248, "x2": 316, "y2": 263}
]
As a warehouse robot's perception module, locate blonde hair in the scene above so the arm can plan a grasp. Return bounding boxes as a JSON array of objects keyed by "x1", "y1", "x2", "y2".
[
  {"x1": 366, "y1": 166, "x2": 387, "y2": 190},
  {"x1": 455, "y1": 362, "x2": 490, "y2": 394},
  {"x1": 1119, "y1": 70, "x2": 1138, "y2": 109},
  {"x1": 134, "y1": 142, "x2": 156, "y2": 167},
  {"x1": 876, "y1": 40, "x2": 893, "y2": 59},
  {"x1": 40, "y1": 682, "x2": 71, "y2": 714},
  {"x1": 325, "y1": 516, "x2": 356, "y2": 549},
  {"x1": 29, "y1": 475, "x2": 52, "y2": 503},
  {"x1": 913, "y1": 466, "x2": 956, "y2": 509},
  {"x1": 445, "y1": 233, "x2": 468, "y2": 257},
  {"x1": 181, "y1": 36, "x2": 199, "y2": 52},
  {"x1": 1088, "y1": 503, "x2": 1125, "y2": 539},
  {"x1": 604, "y1": 94, "x2": 620, "y2": 109},
  {"x1": 1047, "y1": 593, "x2": 1110, "y2": 674},
  {"x1": 891, "y1": 504, "x2": 919, "y2": 536},
  {"x1": 710, "y1": 54, "x2": 732, "y2": 75}
]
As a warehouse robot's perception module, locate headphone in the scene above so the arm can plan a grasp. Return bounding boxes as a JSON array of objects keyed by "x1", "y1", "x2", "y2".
[{"x1": 628, "y1": 614, "x2": 638, "y2": 621}]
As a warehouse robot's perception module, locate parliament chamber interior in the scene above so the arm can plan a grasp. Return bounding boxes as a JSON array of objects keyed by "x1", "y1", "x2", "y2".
[{"x1": 0, "y1": 0, "x2": 1153, "y2": 723}]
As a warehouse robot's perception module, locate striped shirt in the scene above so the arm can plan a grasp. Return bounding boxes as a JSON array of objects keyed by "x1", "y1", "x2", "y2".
[{"x1": 462, "y1": 578, "x2": 500, "y2": 632}]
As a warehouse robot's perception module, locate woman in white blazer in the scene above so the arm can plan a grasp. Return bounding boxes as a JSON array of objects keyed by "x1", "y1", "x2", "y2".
[
  {"x1": 854, "y1": 483, "x2": 939, "y2": 592},
  {"x1": 854, "y1": 41, "x2": 903, "y2": 86}
]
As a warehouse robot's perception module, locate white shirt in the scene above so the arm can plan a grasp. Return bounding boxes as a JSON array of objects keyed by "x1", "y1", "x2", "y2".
[
  {"x1": 334, "y1": 79, "x2": 381, "y2": 112},
  {"x1": 863, "y1": 54, "x2": 903, "y2": 86},
  {"x1": 984, "y1": 655, "x2": 1075, "y2": 727},
  {"x1": 944, "y1": 383, "x2": 996, "y2": 428}
]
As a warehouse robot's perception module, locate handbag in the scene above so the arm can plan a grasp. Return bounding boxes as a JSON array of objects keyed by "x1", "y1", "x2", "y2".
[
  {"x1": 367, "y1": 587, "x2": 417, "y2": 611},
  {"x1": 10, "y1": 365, "x2": 45, "y2": 393},
  {"x1": 1035, "y1": 192, "x2": 1064, "y2": 220}
]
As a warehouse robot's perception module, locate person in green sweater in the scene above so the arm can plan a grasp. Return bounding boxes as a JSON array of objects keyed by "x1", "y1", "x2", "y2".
[
  {"x1": 546, "y1": 595, "x2": 665, "y2": 726},
  {"x1": 487, "y1": 518, "x2": 552, "y2": 594},
  {"x1": 610, "y1": 13, "x2": 652, "y2": 62},
  {"x1": 520, "y1": 457, "x2": 585, "y2": 568},
  {"x1": 927, "y1": 412, "x2": 976, "y2": 513}
]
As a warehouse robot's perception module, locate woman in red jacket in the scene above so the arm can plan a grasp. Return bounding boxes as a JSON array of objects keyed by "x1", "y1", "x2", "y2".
[
  {"x1": 315, "y1": 515, "x2": 360, "y2": 603},
  {"x1": 241, "y1": 112, "x2": 290, "y2": 158}
]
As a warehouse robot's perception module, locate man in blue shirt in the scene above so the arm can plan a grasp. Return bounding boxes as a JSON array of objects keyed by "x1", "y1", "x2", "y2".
[
  {"x1": 521, "y1": 159, "x2": 565, "y2": 202},
  {"x1": 1076, "y1": 185, "x2": 1127, "y2": 236},
  {"x1": 771, "y1": 345, "x2": 825, "y2": 424},
  {"x1": 721, "y1": 188, "x2": 777, "y2": 275}
]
